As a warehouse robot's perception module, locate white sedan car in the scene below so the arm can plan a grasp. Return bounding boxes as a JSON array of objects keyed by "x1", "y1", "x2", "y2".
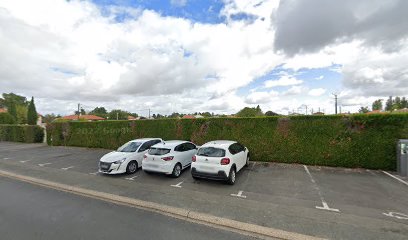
[
  {"x1": 191, "y1": 140, "x2": 249, "y2": 185},
  {"x1": 142, "y1": 140, "x2": 197, "y2": 178},
  {"x1": 99, "y1": 138, "x2": 163, "y2": 174}
]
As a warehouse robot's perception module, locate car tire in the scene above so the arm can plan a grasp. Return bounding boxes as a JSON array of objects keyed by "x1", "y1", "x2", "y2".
[
  {"x1": 192, "y1": 175, "x2": 199, "y2": 180},
  {"x1": 227, "y1": 166, "x2": 236, "y2": 185},
  {"x1": 171, "y1": 163, "x2": 182, "y2": 178},
  {"x1": 245, "y1": 154, "x2": 250, "y2": 167},
  {"x1": 126, "y1": 161, "x2": 138, "y2": 174}
]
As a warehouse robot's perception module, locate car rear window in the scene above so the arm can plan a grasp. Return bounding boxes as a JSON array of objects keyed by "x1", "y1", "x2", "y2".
[
  {"x1": 148, "y1": 148, "x2": 171, "y2": 155},
  {"x1": 197, "y1": 147, "x2": 225, "y2": 157}
]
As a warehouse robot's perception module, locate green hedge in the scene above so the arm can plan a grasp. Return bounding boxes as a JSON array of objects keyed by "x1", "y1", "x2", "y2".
[
  {"x1": 0, "y1": 124, "x2": 44, "y2": 143},
  {"x1": 0, "y1": 113, "x2": 16, "y2": 124},
  {"x1": 46, "y1": 114, "x2": 408, "y2": 170}
]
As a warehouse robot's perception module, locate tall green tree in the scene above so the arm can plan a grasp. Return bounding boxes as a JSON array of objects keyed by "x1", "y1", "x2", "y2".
[
  {"x1": 385, "y1": 96, "x2": 393, "y2": 111},
  {"x1": 108, "y1": 109, "x2": 129, "y2": 120},
  {"x1": 401, "y1": 97, "x2": 408, "y2": 109},
  {"x1": 358, "y1": 106, "x2": 370, "y2": 114},
  {"x1": 265, "y1": 111, "x2": 279, "y2": 116},
  {"x1": 27, "y1": 97, "x2": 38, "y2": 125},
  {"x1": 236, "y1": 106, "x2": 264, "y2": 117},
  {"x1": 393, "y1": 96, "x2": 401, "y2": 110},
  {"x1": 372, "y1": 99, "x2": 383, "y2": 111},
  {"x1": 8, "y1": 101, "x2": 17, "y2": 121}
]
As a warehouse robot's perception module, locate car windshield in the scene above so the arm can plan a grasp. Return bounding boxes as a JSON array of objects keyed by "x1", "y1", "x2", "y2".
[
  {"x1": 117, "y1": 142, "x2": 142, "y2": 152},
  {"x1": 148, "y1": 148, "x2": 171, "y2": 155},
  {"x1": 197, "y1": 147, "x2": 225, "y2": 157}
]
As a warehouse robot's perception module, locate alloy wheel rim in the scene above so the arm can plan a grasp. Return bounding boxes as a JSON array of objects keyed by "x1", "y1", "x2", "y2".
[
  {"x1": 129, "y1": 162, "x2": 137, "y2": 172},
  {"x1": 175, "y1": 165, "x2": 181, "y2": 176}
]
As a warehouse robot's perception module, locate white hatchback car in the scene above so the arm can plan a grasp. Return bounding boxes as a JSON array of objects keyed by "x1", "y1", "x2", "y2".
[
  {"x1": 99, "y1": 138, "x2": 163, "y2": 174},
  {"x1": 142, "y1": 140, "x2": 197, "y2": 178},
  {"x1": 191, "y1": 140, "x2": 249, "y2": 185}
]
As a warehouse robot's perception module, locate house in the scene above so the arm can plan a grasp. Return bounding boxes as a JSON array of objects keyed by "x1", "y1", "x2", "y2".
[
  {"x1": 128, "y1": 116, "x2": 137, "y2": 120},
  {"x1": 59, "y1": 114, "x2": 105, "y2": 121},
  {"x1": 0, "y1": 108, "x2": 7, "y2": 113},
  {"x1": 194, "y1": 114, "x2": 204, "y2": 118},
  {"x1": 182, "y1": 115, "x2": 195, "y2": 119},
  {"x1": 366, "y1": 110, "x2": 386, "y2": 114},
  {"x1": 313, "y1": 112, "x2": 325, "y2": 115}
]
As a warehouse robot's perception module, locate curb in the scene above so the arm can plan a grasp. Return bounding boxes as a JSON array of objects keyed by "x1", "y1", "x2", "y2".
[{"x1": 0, "y1": 169, "x2": 325, "y2": 240}]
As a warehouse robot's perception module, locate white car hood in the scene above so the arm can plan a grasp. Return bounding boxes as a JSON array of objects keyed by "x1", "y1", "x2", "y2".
[{"x1": 100, "y1": 151, "x2": 131, "y2": 163}]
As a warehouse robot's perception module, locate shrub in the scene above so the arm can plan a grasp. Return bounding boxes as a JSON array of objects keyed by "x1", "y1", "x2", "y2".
[
  {"x1": 0, "y1": 124, "x2": 44, "y2": 143},
  {"x1": 0, "y1": 112, "x2": 16, "y2": 124},
  {"x1": 46, "y1": 114, "x2": 408, "y2": 170}
]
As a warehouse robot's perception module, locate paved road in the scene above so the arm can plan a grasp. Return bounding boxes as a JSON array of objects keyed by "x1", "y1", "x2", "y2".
[{"x1": 0, "y1": 176, "x2": 256, "y2": 240}]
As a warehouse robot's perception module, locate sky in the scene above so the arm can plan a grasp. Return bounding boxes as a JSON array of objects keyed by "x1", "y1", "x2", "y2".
[{"x1": 0, "y1": 0, "x2": 407, "y2": 117}]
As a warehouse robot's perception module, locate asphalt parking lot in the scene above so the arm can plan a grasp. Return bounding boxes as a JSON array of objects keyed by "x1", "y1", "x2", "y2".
[{"x1": 1, "y1": 142, "x2": 408, "y2": 239}]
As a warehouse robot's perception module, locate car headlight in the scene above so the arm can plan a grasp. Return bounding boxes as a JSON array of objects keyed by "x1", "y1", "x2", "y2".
[{"x1": 113, "y1": 158, "x2": 126, "y2": 164}]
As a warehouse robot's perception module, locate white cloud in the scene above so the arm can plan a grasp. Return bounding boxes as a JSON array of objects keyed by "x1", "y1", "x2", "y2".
[
  {"x1": 315, "y1": 75, "x2": 324, "y2": 80},
  {"x1": 264, "y1": 76, "x2": 303, "y2": 88},
  {"x1": 170, "y1": 0, "x2": 188, "y2": 7},
  {"x1": 308, "y1": 88, "x2": 327, "y2": 97},
  {"x1": 0, "y1": 0, "x2": 407, "y2": 115}
]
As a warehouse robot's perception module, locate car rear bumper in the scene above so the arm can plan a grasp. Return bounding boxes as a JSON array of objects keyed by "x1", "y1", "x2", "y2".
[
  {"x1": 142, "y1": 162, "x2": 173, "y2": 174},
  {"x1": 191, "y1": 167, "x2": 228, "y2": 181}
]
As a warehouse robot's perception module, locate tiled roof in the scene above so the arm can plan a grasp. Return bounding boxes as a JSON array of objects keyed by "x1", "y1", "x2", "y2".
[{"x1": 61, "y1": 115, "x2": 105, "y2": 120}]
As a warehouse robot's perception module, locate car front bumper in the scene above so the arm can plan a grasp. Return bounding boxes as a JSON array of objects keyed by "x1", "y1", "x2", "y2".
[{"x1": 99, "y1": 161, "x2": 126, "y2": 174}]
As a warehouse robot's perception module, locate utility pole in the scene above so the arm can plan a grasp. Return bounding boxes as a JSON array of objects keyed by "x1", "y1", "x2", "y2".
[
  {"x1": 332, "y1": 93, "x2": 338, "y2": 114},
  {"x1": 148, "y1": 108, "x2": 151, "y2": 119},
  {"x1": 116, "y1": 112, "x2": 119, "y2": 120},
  {"x1": 77, "y1": 103, "x2": 80, "y2": 120}
]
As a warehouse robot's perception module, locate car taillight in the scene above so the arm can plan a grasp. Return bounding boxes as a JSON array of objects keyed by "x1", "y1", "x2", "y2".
[
  {"x1": 143, "y1": 154, "x2": 147, "y2": 159},
  {"x1": 192, "y1": 156, "x2": 196, "y2": 162},
  {"x1": 220, "y1": 158, "x2": 230, "y2": 165},
  {"x1": 161, "y1": 156, "x2": 174, "y2": 161}
]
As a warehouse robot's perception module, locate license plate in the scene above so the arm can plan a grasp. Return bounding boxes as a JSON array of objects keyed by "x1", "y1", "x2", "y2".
[{"x1": 199, "y1": 165, "x2": 213, "y2": 171}]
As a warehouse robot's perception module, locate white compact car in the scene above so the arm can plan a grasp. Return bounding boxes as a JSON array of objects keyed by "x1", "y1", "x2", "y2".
[
  {"x1": 99, "y1": 138, "x2": 163, "y2": 174},
  {"x1": 142, "y1": 140, "x2": 197, "y2": 178},
  {"x1": 191, "y1": 140, "x2": 249, "y2": 185}
]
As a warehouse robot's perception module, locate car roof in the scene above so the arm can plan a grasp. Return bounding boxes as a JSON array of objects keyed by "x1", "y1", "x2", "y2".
[
  {"x1": 151, "y1": 140, "x2": 190, "y2": 149},
  {"x1": 200, "y1": 140, "x2": 237, "y2": 149},
  {"x1": 129, "y1": 138, "x2": 162, "y2": 143}
]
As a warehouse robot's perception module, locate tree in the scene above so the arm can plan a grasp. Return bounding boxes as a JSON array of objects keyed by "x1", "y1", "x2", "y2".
[
  {"x1": 0, "y1": 93, "x2": 27, "y2": 107},
  {"x1": 0, "y1": 112, "x2": 15, "y2": 124},
  {"x1": 358, "y1": 106, "x2": 370, "y2": 114},
  {"x1": 265, "y1": 111, "x2": 279, "y2": 116},
  {"x1": 401, "y1": 97, "x2": 408, "y2": 109},
  {"x1": 16, "y1": 105, "x2": 28, "y2": 124},
  {"x1": 43, "y1": 114, "x2": 60, "y2": 124},
  {"x1": 372, "y1": 99, "x2": 383, "y2": 111},
  {"x1": 385, "y1": 96, "x2": 393, "y2": 111},
  {"x1": 27, "y1": 97, "x2": 38, "y2": 125},
  {"x1": 393, "y1": 96, "x2": 401, "y2": 110},
  {"x1": 89, "y1": 107, "x2": 107, "y2": 115},
  {"x1": 108, "y1": 109, "x2": 129, "y2": 120},
  {"x1": 236, "y1": 106, "x2": 264, "y2": 117},
  {"x1": 8, "y1": 101, "x2": 17, "y2": 121}
]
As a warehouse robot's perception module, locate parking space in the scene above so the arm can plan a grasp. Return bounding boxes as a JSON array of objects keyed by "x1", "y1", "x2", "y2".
[{"x1": 1, "y1": 142, "x2": 408, "y2": 227}]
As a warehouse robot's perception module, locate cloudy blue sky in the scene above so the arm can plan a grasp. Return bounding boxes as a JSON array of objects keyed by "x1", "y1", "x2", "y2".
[{"x1": 0, "y1": 0, "x2": 407, "y2": 116}]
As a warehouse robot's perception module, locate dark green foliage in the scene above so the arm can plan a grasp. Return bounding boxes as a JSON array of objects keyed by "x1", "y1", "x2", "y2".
[
  {"x1": 265, "y1": 111, "x2": 279, "y2": 116},
  {"x1": 27, "y1": 97, "x2": 38, "y2": 125},
  {"x1": 358, "y1": 106, "x2": 369, "y2": 113},
  {"x1": 236, "y1": 105, "x2": 263, "y2": 117},
  {"x1": 0, "y1": 125, "x2": 44, "y2": 143},
  {"x1": 0, "y1": 113, "x2": 16, "y2": 124},
  {"x1": 8, "y1": 101, "x2": 17, "y2": 120},
  {"x1": 108, "y1": 109, "x2": 129, "y2": 120},
  {"x1": 372, "y1": 99, "x2": 383, "y2": 111},
  {"x1": 46, "y1": 114, "x2": 408, "y2": 170}
]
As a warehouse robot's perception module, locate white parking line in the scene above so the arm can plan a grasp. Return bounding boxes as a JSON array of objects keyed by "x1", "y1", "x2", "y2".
[
  {"x1": 170, "y1": 181, "x2": 183, "y2": 188},
  {"x1": 382, "y1": 171, "x2": 408, "y2": 186},
  {"x1": 303, "y1": 165, "x2": 340, "y2": 213},
  {"x1": 61, "y1": 166, "x2": 75, "y2": 171},
  {"x1": 231, "y1": 190, "x2": 247, "y2": 199},
  {"x1": 125, "y1": 175, "x2": 139, "y2": 181},
  {"x1": 89, "y1": 172, "x2": 99, "y2": 175},
  {"x1": 383, "y1": 211, "x2": 408, "y2": 220},
  {"x1": 19, "y1": 160, "x2": 31, "y2": 163},
  {"x1": 3, "y1": 157, "x2": 10, "y2": 160},
  {"x1": 38, "y1": 163, "x2": 52, "y2": 167}
]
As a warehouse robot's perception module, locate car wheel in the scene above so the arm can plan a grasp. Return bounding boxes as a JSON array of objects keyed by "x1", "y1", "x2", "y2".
[
  {"x1": 192, "y1": 175, "x2": 199, "y2": 180},
  {"x1": 171, "y1": 163, "x2": 182, "y2": 178},
  {"x1": 245, "y1": 154, "x2": 250, "y2": 167},
  {"x1": 126, "y1": 161, "x2": 138, "y2": 174},
  {"x1": 227, "y1": 167, "x2": 236, "y2": 185}
]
